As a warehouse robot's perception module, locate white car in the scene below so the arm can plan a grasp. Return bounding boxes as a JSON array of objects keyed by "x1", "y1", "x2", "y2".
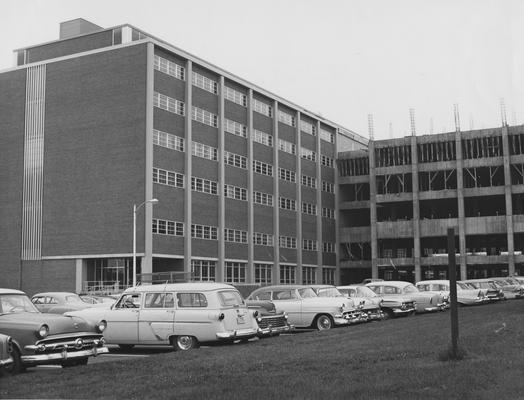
[
  {"x1": 333, "y1": 285, "x2": 384, "y2": 321},
  {"x1": 416, "y1": 280, "x2": 487, "y2": 306},
  {"x1": 247, "y1": 285, "x2": 360, "y2": 330},
  {"x1": 67, "y1": 283, "x2": 259, "y2": 351}
]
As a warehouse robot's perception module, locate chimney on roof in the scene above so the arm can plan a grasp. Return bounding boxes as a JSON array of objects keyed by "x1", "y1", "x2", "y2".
[{"x1": 59, "y1": 18, "x2": 103, "y2": 39}]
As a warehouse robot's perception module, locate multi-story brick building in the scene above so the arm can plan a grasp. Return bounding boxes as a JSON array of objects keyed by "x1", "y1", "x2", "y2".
[
  {"x1": 0, "y1": 19, "x2": 367, "y2": 294},
  {"x1": 338, "y1": 125, "x2": 524, "y2": 283}
]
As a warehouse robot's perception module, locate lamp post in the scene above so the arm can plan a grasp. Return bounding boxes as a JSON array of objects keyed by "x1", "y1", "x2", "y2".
[{"x1": 133, "y1": 198, "x2": 158, "y2": 287}]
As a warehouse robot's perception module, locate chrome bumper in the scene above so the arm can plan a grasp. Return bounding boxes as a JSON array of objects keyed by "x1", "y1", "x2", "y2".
[
  {"x1": 22, "y1": 346, "x2": 108, "y2": 363},
  {"x1": 216, "y1": 328, "x2": 258, "y2": 340},
  {"x1": 257, "y1": 324, "x2": 295, "y2": 337},
  {"x1": 392, "y1": 308, "x2": 415, "y2": 315},
  {"x1": 0, "y1": 356, "x2": 13, "y2": 367}
]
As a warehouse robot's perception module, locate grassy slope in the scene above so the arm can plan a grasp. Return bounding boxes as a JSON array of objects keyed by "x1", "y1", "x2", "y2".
[{"x1": 1, "y1": 301, "x2": 523, "y2": 399}]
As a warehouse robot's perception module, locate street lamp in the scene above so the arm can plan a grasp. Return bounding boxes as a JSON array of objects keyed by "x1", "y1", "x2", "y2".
[{"x1": 133, "y1": 198, "x2": 159, "y2": 287}]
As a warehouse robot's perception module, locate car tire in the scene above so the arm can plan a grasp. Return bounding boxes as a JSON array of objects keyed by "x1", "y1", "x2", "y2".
[
  {"x1": 381, "y1": 309, "x2": 394, "y2": 320},
  {"x1": 3, "y1": 346, "x2": 24, "y2": 375},
  {"x1": 173, "y1": 335, "x2": 199, "y2": 351},
  {"x1": 118, "y1": 344, "x2": 135, "y2": 351},
  {"x1": 315, "y1": 314, "x2": 333, "y2": 330}
]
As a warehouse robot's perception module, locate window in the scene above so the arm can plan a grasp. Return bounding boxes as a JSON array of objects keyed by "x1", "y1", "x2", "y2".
[
  {"x1": 322, "y1": 268, "x2": 336, "y2": 285},
  {"x1": 301, "y1": 174, "x2": 317, "y2": 188},
  {"x1": 253, "y1": 232, "x2": 274, "y2": 246},
  {"x1": 224, "y1": 86, "x2": 247, "y2": 107},
  {"x1": 225, "y1": 262, "x2": 246, "y2": 283},
  {"x1": 224, "y1": 228, "x2": 248, "y2": 243},
  {"x1": 191, "y1": 177, "x2": 218, "y2": 195},
  {"x1": 279, "y1": 197, "x2": 296, "y2": 211},
  {"x1": 278, "y1": 110, "x2": 296, "y2": 127},
  {"x1": 153, "y1": 92, "x2": 185, "y2": 116},
  {"x1": 322, "y1": 181, "x2": 335, "y2": 193},
  {"x1": 177, "y1": 293, "x2": 208, "y2": 307},
  {"x1": 116, "y1": 294, "x2": 142, "y2": 309},
  {"x1": 280, "y1": 265, "x2": 296, "y2": 284},
  {"x1": 192, "y1": 71, "x2": 218, "y2": 94},
  {"x1": 192, "y1": 142, "x2": 218, "y2": 161},
  {"x1": 253, "y1": 129, "x2": 273, "y2": 147},
  {"x1": 144, "y1": 292, "x2": 175, "y2": 308},
  {"x1": 278, "y1": 139, "x2": 296, "y2": 155},
  {"x1": 154, "y1": 55, "x2": 185, "y2": 80},
  {"x1": 322, "y1": 242, "x2": 336, "y2": 253},
  {"x1": 224, "y1": 151, "x2": 247, "y2": 169},
  {"x1": 224, "y1": 184, "x2": 247, "y2": 201},
  {"x1": 321, "y1": 155, "x2": 334, "y2": 168},
  {"x1": 302, "y1": 266, "x2": 317, "y2": 284},
  {"x1": 255, "y1": 263, "x2": 272, "y2": 284},
  {"x1": 191, "y1": 260, "x2": 216, "y2": 281},
  {"x1": 300, "y1": 120, "x2": 316, "y2": 136},
  {"x1": 153, "y1": 168, "x2": 184, "y2": 188},
  {"x1": 279, "y1": 167, "x2": 296, "y2": 183},
  {"x1": 320, "y1": 128, "x2": 335, "y2": 143},
  {"x1": 192, "y1": 106, "x2": 218, "y2": 127},
  {"x1": 301, "y1": 147, "x2": 317, "y2": 162},
  {"x1": 302, "y1": 203, "x2": 317, "y2": 215},
  {"x1": 253, "y1": 98, "x2": 272, "y2": 117},
  {"x1": 303, "y1": 239, "x2": 318, "y2": 251},
  {"x1": 253, "y1": 160, "x2": 273, "y2": 176},
  {"x1": 279, "y1": 236, "x2": 297, "y2": 249},
  {"x1": 322, "y1": 208, "x2": 335, "y2": 219},
  {"x1": 153, "y1": 129, "x2": 184, "y2": 152},
  {"x1": 225, "y1": 119, "x2": 247, "y2": 138},
  {"x1": 254, "y1": 191, "x2": 273, "y2": 206},
  {"x1": 218, "y1": 290, "x2": 244, "y2": 306},
  {"x1": 191, "y1": 224, "x2": 218, "y2": 240},
  {"x1": 153, "y1": 219, "x2": 184, "y2": 236}
]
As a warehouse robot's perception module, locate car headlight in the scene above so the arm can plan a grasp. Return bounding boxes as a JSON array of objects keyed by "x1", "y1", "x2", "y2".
[
  {"x1": 96, "y1": 320, "x2": 107, "y2": 333},
  {"x1": 37, "y1": 324, "x2": 49, "y2": 339},
  {"x1": 252, "y1": 310, "x2": 259, "y2": 318}
]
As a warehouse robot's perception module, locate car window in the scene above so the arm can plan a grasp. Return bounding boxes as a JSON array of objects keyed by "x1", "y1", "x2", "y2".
[
  {"x1": 367, "y1": 286, "x2": 381, "y2": 294},
  {"x1": 417, "y1": 284, "x2": 430, "y2": 292},
  {"x1": 115, "y1": 294, "x2": 142, "y2": 309},
  {"x1": 298, "y1": 288, "x2": 317, "y2": 298},
  {"x1": 176, "y1": 293, "x2": 207, "y2": 308},
  {"x1": 218, "y1": 290, "x2": 244, "y2": 307},
  {"x1": 273, "y1": 290, "x2": 297, "y2": 300},
  {"x1": 65, "y1": 295, "x2": 84, "y2": 303},
  {"x1": 32, "y1": 296, "x2": 45, "y2": 304},
  {"x1": 1, "y1": 294, "x2": 40, "y2": 313},
  {"x1": 316, "y1": 288, "x2": 343, "y2": 297},
  {"x1": 145, "y1": 292, "x2": 175, "y2": 308},
  {"x1": 252, "y1": 291, "x2": 271, "y2": 301},
  {"x1": 384, "y1": 286, "x2": 400, "y2": 294},
  {"x1": 357, "y1": 287, "x2": 376, "y2": 297},
  {"x1": 48, "y1": 297, "x2": 58, "y2": 304},
  {"x1": 403, "y1": 285, "x2": 419, "y2": 294}
]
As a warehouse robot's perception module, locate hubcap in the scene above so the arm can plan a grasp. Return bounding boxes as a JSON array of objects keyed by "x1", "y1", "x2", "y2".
[
  {"x1": 177, "y1": 336, "x2": 193, "y2": 350},
  {"x1": 318, "y1": 316, "x2": 331, "y2": 330}
]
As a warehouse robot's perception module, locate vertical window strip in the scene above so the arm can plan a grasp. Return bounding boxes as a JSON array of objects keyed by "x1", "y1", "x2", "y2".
[
  {"x1": 153, "y1": 129, "x2": 185, "y2": 152},
  {"x1": 153, "y1": 92, "x2": 185, "y2": 116},
  {"x1": 321, "y1": 155, "x2": 335, "y2": 168},
  {"x1": 192, "y1": 71, "x2": 218, "y2": 94},
  {"x1": 322, "y1": 207, "x2": 335, "y2": 219},
  {"x1": 302, "y1": 266, "x2": 317, "y2": 284},
  {"x1": 191, "y1": 260, "x2": 216, "y2": 281},
  {"x1": 322, "y1": 268, "x2": 336, "y2": 285},
  {"x1": 224, "y1": 86, "x2": 247, "y2": 107},
  {"x1": 280, "y1": 265, "x2": 296, "y2": 284},
  {"x1": 153, "y1": 55, "x2": 185, "y2": 80},
  {"x1": 322, "y1": 181, "x2": 335, "y2": 193},
  {"x1": 225, "y1": 262, "x2": 247, "y2": 283},
  {"x1": 255, "y1": 263, "x2": 272, "y2": 284}
]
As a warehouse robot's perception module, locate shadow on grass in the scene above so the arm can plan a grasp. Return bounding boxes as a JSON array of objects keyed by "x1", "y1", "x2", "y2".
[{"x1": 437, "y1": 344, "x2": 468, "y2": 362}]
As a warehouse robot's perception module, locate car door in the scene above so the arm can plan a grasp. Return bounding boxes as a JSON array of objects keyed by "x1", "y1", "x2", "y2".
[
  {"x1": 174, "y1": 291, "x2": 215, "y2": 342},
  {"x1": 103, "y1": 293, "x2": 141, "y2": 344},
  {"x1": 271, "y1": 289, "x2": 303, "y2": 326},
  {"x1": 138, "y1": 292, "x2": 175, "y2": 344}
]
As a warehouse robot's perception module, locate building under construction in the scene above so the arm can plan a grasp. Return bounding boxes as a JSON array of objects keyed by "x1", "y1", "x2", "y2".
[{"x1": 338, "y1": 123, "x2": 524, "y2": 283}]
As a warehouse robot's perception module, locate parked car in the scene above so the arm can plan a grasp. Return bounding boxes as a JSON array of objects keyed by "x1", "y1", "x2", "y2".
[
  {"x1": 245, "y1": 300, "x2": 294, "y2": 337},
  {"x1": 0, "y1": 288, "x2": 108, "y2": 374},
  {"x1": 366, "y1": 281, "x2": 445, "y2": 315},
  {"x1": 461, "y1": 279, "x2": 505, "y2": 301},
  {"x1": 416, "y1": 280, "x2": 488, "y2": 306},
  {"x1": 31, "y1": 292, "x2": 95, "y2": 313},
  {"x1": 0, "y1": 333, "x2": 13, "y2": 375},
  {"x1": 67, "y1": 283, "x2": 259, "y2": 351},
  {"x1": 307, "y1": 285, "x2": 375, "y2": 322},
  {"x1": 246, "y1": 285, "x2": 360, "y2": 330},
  {"x1": 336, "y1": 285, "x2": 384, "y2": 321},
  {"x1": 80, "y1": 294, "x2": 119, "y2": 306},
  {"x1": 490, "y1": 277, "x2": 524, "y2": 299}
]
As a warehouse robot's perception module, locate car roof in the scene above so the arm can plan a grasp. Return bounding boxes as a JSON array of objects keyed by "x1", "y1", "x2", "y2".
[
  {"x1": 123, "y1": 282, "x2": 237, "y2": 293},
  {"x1": 416, "y1": 280, "x2": 449, "y2": 285},
  {"x1": 251, "y1": 285, "x2": 308, "y2": 291},
  {"x1": 32, "y1": 292, "x2": 78, "y2": 297},
  {"x1": 366, "y1": 281, "x2": 412, "y2": 287},
  {"x1": 308, "y1": 284, "x2": 336, "y2": 289},
  {"x1": 0, "y1": 288, "x2": 26, "y2": 295}
]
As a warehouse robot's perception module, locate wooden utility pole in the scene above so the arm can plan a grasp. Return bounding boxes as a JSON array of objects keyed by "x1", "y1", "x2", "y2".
[{"x1": 448, "y1": 228, "x2": 459, "y2": 358}]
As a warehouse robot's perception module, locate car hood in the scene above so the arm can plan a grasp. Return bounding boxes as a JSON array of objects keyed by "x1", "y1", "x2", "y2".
[
  {"x1": 0, "y1": 312, "x2": 94, "y2": 334},
  {"x1": 301, "y1": 297, "x2": 351, "y2": 309}
]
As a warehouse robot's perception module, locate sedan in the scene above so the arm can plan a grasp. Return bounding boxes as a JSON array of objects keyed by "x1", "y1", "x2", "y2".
[
  {"x1": 416, "y1": 280, "x2": 488, "y2": 306},
  {"x1": 32, "y1": 292, "x2": 94, "y2": 314}
]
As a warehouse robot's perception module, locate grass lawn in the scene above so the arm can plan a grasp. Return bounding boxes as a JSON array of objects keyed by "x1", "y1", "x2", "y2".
[{"x1": 1, "y1": 300, "x2": 523, "y2": 399}]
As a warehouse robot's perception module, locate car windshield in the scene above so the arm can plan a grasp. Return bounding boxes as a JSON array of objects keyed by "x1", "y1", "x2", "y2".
[
  {"x1": 356, "y1": 286, "x2": 378, "y2": 297},
  {"x1": 316, "y1": 287, "x2": 343, "y2": 297},
  {"x1": 65, "y1": 294, "x2": 85, "y2": 303},
  {"x1": 457, "y1": 283, "x2": 469, "y2": 290},
  {"x1": 218, "y1": 290, "x2": 244, "y2": 307},
  {"x1": 298, "y1": 288, "x2": 318, "y2": 298},
  {"x1": 403, "y1": 285, "x2": 419, "y2": 294},
  {"x1": 0, "y1": 294, "x2": 40, "y2": 314}
]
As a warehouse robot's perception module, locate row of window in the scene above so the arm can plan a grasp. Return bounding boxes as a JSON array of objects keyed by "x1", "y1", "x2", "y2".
[{"x1": 191, "y1": 259, "x2": 336, "y2": 285}]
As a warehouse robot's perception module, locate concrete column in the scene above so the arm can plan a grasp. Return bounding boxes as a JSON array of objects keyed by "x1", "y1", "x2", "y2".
[
  {"x1": 143, "y1": 42, "x2": 155, "y2": 276},
  {"x1": 501, "y1": 125, "x2": 515, "y2": 275},
  {"x1": 296, "y1": 111, "x2": 303, "y2": 284},
  {"x1": 272, "y1": 100, "x2": 280, "y2": 284},
  {"x1": 218, "y1": 76, "x2": 225, "y2": 282},
  {"x1": 75, "y1": 259, "x2": 84, "y2": 293},
  {"x1": 411, "y1": 136, "x2": 421, "y2": 282},
  {"x1": 247, "y1": 89, "x2": 255, "y2": 283},
  {"x1": 316, "y1": 121, "x2": 323, "y2": 283},
  {"x1": 333, "y1": 128, "x2": 340, "y2": 285},
  {"x1": 369, "y1": 140, "x2": 378, "y2": 278},
  {"x1": 184, "y1": 60, "x2": 193, "y2": 278},
  {"x1": 455, "y1": 131, "x2": 467, "y2": 280}
]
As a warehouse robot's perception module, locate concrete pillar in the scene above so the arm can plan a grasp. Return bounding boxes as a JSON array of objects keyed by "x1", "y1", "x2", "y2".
[
  {"x1": 369, "y1": 140, "x2": 378, "y2": 278},
  {"x1": 272, "y1": 100, "x2": 280, "y2": 284},
  {"x1": 247, "y1": 89, "x2": 255, "y2": 283},
  {"x1": 296, "y1": 111, "x2": 303, "y2": 285},
  {"x1": 218, "y1": 76, "x2": 226, "y2": 282},
  {"x1": 455, "y1": 131, "x2": 467, "y2": 280},
  {"x1": 316, "y1": 121, "x2": 323, "y2": 283},
  {"x1": 501, "y1": 125, "x2": 515, "y2": 275},
  {"x1": 184, "y1": 60, "x2": 193, "y2": 278},
  {"x1": 411, "y1": 136, "x2": 421, "y2": 282}
]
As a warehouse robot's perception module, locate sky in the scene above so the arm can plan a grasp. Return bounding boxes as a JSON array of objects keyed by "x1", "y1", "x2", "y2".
[{"x1": 1, "y1": 0, "x2": 523, "y2": 140}]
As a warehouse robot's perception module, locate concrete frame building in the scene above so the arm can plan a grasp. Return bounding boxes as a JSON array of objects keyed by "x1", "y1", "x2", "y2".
[
  {"x1": 338, "y1": 124, "x2": 524, "y2": 283},
  {"x1": 0, "y1": 19, "x2": 367, "y2": 294}
]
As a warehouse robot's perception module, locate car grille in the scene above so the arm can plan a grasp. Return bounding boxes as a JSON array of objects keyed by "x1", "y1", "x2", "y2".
[
  {"x1": 401, "y1": 302, "x2": 415, "y2": 310},
  {"x1": 257, "y1": 315, "x2": 288, "y2": 329},
  {"x1": 32, "y1": 333, "x2": 105, "y2": 354}
]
